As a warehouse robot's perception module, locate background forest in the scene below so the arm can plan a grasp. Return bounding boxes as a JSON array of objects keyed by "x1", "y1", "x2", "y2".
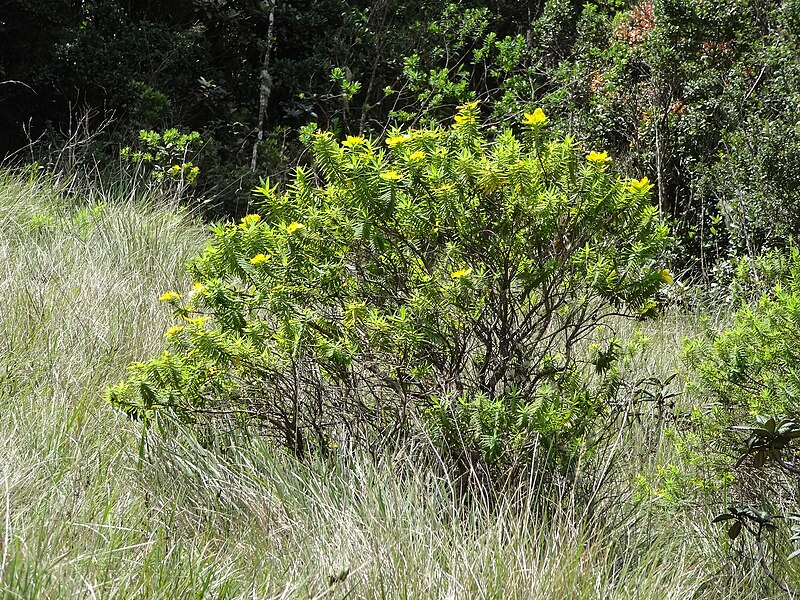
[
  {"x1": 6, "y1": 0, "x2": 800, "y2": 264},
  {"x1": 4, "y1": 0, "x2": 800, "y2": 597}
]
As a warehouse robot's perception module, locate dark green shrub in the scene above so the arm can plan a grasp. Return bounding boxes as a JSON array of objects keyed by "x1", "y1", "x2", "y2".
[{"x1": 109, "y1": 103, "x2": 671, "y2": 488}]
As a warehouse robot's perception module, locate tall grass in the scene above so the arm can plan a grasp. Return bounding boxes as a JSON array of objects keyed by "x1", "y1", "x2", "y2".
[{"x1": 0, "y1": 171, "x2": 788, "y2": 598}]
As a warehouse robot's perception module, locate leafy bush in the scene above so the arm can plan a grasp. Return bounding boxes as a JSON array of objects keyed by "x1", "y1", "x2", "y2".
[
  {"x1": 120, "y1": 128, "x2": 202, "y2": 197},
  {"x1": 684, "y1": 252, "x2": 800, "y2": 479},
  {"x1": 687, "y1": 248, "x2": 800, "y2": 421},
  {"x1": 686, "y1": 248, "x2": 800, "y2": 586},
  {"x1": 109, "y1": 103, "x2": 671, "y2": 488}
]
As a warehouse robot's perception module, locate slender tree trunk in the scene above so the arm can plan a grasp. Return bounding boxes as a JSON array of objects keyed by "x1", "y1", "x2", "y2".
[
  {"x1": 654, "y1": 117, "x2": 664, "y2": 218},
  {"x1": 251, "y1": 0, "x2": 277, "y2": 172},
  {"x1": 358, "y1": 0, "x2": 389, "y2": 135},
  {"x1": 652, "y1": 79, "x2": 671, "y2": 219}
]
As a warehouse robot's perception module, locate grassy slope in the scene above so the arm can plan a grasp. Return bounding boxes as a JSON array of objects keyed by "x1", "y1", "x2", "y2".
[{"x1": 0, "y1": 173, "x2": 782, "y2": 598}]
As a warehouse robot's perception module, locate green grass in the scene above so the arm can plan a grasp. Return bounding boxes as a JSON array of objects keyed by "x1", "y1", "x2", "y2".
[{"x1": 0, "y1": 172, "x2": 792, "y2": 598}]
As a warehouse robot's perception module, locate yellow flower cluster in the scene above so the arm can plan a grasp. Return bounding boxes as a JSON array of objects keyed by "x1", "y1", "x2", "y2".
[
  {"x1": 628, "y1": 176, "x2": 654, "y2": 192},
  {"x1": 187, "y1": 282, "x2": 206, "y2": 299},
  {"x1": 587, "y1": 151, "x2": 611, "y2": 165},
  {"x1": 341, "y1": 135, "x2": 366, "y2": 148},
  {"x1": 159, "y1": 290, "x2": 181, "y2": 302},
  {"x1": 522, "y1": 108, "x2": 547, "y2": 127},
  {"x1": 165, "y1": 325, "x2": 184, "y2": 338},
  {"x1": 453, "y1": 114, "x2": 477, "y2": 126},
  {"x1": 286, "y1": 222, "x2": 305, "y2": 234},
  {"x1": 386, "y1": 134, "x2": 411, "y2": 147},
  {"x1": 182, "y1": 315, "x2": 210, "y2": 326},
  {"x1": 409, "y1": 150, "x2": 425, "y2": 161},
  {"x1": 380, "y1": 170, "x2": 403, "y2": 181},
  {"x1": 450, "y1": 267, "x2": 472, "y2": 279},
  {"x1": 240, "y1": 214, "x2": 261, "y2": 228}
]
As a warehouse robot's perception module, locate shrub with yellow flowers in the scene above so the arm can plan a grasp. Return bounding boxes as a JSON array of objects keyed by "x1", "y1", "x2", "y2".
[{"x1": 108, "y1": 102, "x2": 672, "y2": 491}]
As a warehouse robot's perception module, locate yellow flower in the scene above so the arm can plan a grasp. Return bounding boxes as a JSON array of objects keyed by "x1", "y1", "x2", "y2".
[
  {"x1": 453, "y1": 114, "x2": 477, "y2": 126},
  {"x1": 386, "y1": 134, "x2": 410, "y2": 147},
  {"x1": 380, "y1": 170, "x2": 403, "y2": 181},
  {"x1": 187, "y1": 282, "x2": 206, "y2": 299},
  {"x1": 587, "y1": 151, "x2": 611, "y2": 165},
  {"x1": 661, "y1": 269, "x2": 674, "y2": 285},
  {"x1": 450, "y1": 268, "x2": 472, "y2": 279},
  {"x1": 159, "y1": 291, "x2": 181, "y2": 302},
  {"x1": 409, "y1": 150, "x2": 425, "y2": 161},
  {"x1": 522, "y1": 108, "x2": 547, "y2": 126},
  {"x1": 286, "y1": 221, "x2": 305, "y2": 234},
  {"x1": 165, "y1": 325, "x2": 184, "y2": 338},
  {"x1": 341, "y1": 135, "x2": 366, "y2": 148},
  {"x1": 250, "y1": 253, "x2": 270, "y2": 265},
  {"x1": 240, "y1": 214, "x2": 261, "y2": 227},
  {"x1": 628, "y1": 176, "x2": 654, "y2": 192},
  {"x1": 182, "y1": 315, "x2": 210, "y2": 326}
]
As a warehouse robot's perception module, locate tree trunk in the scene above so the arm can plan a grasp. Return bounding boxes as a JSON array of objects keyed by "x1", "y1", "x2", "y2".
[{"x1": 251, "y1": 0, "x2": 277, "y2": 172}]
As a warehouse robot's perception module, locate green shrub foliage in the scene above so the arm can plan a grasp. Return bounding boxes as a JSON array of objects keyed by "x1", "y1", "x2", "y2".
[
  {"x1": 120, "y1": 128, "x2": 202, "y2": 187},
  {"x1": 687, "y1": 248, "x2": 800, "y2": 421},
  {"x1": 108, "y1": 103, "x2": 670, "y2": 484},
  {"x1": 686, "y1": 248, "x2": 800, "y2": 570}
]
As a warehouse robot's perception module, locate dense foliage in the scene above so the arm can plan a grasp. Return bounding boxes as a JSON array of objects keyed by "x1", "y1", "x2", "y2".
[
  {"x1": 681, "y1": 249, "x2": 800, "y2": 586},
  {"x1": 3, "y1": 0, "x2": 800, "y2": 267},
  {"x1": 108, "y1": 104, "x2": 670, "y2": 488}
]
